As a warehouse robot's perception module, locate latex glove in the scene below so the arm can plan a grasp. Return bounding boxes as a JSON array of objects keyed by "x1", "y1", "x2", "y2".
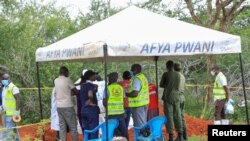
[
  {"x1": 13, "y1": 110, "x2": 21, "y2": 122},
  {"x1": 13, "y1": 110, "x2": 20, "y2": 117}
]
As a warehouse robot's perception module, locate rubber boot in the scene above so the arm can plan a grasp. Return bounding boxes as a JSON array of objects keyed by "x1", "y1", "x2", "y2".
[
  {"x1": 175, "y1": 132, "x2": 184, "y2": 141},
  {"x1": 183, "y1": 129, "x2": 187, "y2": 140},
  {"x1": 169, "y1": 133, "x2": 174, "y2": 141}
]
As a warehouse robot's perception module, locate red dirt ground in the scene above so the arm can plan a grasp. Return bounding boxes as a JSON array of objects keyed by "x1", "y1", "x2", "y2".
[{"x1": 19, "y1": 104, "x2": 212, "y2": 141}]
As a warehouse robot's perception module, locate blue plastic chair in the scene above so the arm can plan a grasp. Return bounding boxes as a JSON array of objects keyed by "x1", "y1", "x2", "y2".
[
  {"x1": 134, "y1": 116, "x2": 167, "y2": 141},
  {"x1": 84, "y1": 119, "x2": 119, "y2": 141}
]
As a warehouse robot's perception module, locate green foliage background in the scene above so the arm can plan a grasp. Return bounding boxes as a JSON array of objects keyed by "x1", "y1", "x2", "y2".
[{"x1": 0, "y1": 0, "x2": 249, "y2": 125}]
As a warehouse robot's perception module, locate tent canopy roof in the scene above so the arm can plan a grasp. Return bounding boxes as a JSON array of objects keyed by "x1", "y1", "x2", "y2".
[{"x1": 36, "y1": 6, "x2": 241, "y2": 62}]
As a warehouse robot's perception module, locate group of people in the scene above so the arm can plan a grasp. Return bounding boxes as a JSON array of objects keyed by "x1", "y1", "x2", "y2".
[
  {"x1": 0, "y1": 60, "x2": 229, "y2": 141},
  {"x1": 160, "y1": 61, "x2": 230, "y2": 141},
  {"x1": 160, "y1": 61, "x2": 187, "y2": 141},
  {"x1": 52, "y1": 64, "x2": 159, "y2": 141}
]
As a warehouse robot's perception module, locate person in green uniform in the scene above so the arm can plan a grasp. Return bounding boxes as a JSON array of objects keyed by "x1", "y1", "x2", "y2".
[
  {"x1": 160, "y1": 60, "x2": 183, "y2": 141},
  {"x1": 174, "y1": 62, "x2": 187, "y2": 140}
]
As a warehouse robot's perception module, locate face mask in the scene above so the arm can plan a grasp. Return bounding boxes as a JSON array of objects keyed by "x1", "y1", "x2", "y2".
[
  {"x1": 1, "y1": 80, "x2": 9, "y2": 86},
  {"x1": 210, "y1": 71, "x2": 215, "y2": 76},
  {"x1": 129, "y1": 70, "x2": 134, "y2": 77}
]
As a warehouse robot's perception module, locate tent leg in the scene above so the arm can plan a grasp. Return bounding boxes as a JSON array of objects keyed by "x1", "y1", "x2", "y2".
[
  {"x1": 36, "y1": 62, "x2": 45, "y2": 141},
  {"x1": 239, "y1": 53, "x2": 249, "y2": 125},
  {"x1": 154, "y1": 56, "x2": 159, "y2": 115},
  {"x1": 103, "y1": 44, "x2": 108, "y2": 140},
  {"x1": 154, "y1": 56, "x2": 159, "y2": 94}
]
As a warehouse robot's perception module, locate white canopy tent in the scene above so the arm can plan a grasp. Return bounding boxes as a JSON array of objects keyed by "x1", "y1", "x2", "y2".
[
  {"x1": 35, "y1": 6, "x2": 249, "y2": 137},
  {"x1": 36, "y1": 6, "x2": 241, "y2": 62}
]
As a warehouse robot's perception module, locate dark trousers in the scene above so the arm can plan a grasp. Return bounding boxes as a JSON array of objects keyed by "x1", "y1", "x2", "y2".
[
  {"x1": 124, "y1": 107, "x2": 131, "y2": 129},
  {"x1": 163, "y1": 101, "x2": 183, "y2": 133},
  {"x1": 215, "y1": 99, "x2": 226, "y2": 120},
  {"x1": 81, "y1": 106, "x2": 99, "y2": 139},
  {"x1": 109, "y1": 115, "x2": 129, "y2": 140}
]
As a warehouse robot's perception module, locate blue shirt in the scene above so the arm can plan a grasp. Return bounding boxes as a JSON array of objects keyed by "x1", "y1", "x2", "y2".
[{"x1": 80, "y1": 82, "x2": 98, "y2": 107}]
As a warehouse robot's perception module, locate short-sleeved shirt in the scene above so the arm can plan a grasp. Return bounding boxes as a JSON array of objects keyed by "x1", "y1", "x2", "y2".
[
  {"x1": 54, "y1": 76, "x2": 75, "y2": 108},
  {"x1": 216, "y1": 72, "x2": 227, "y2": 86},
  {"x1": 2, "y1": 82, "x2": 19, "y2": 109},
  {"x1": 132, "y1": 77, "x2": 142, "y2": 91},
  {"x1": 80, "y1": 82, "x2": 98, "y2": 107}
]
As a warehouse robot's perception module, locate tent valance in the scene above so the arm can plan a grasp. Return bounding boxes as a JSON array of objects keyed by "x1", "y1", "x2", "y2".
[{"x1": 35, "y1": 6, "x2": 241, "y2": 62}]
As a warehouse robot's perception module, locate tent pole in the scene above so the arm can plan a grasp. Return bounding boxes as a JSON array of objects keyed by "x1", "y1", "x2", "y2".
[
  {"x1": 36, "y1": 62, "x2": 45, "y2": 141},
  {"x1": 154, "y1": 56, "x2": 159, "y2": 94},
  {"x1": 239, "y1": 53, "x2": 249, "y2": 125},
  {"x1": 154, "y1": 56, "x2": 159, "y2": 115},
  {"x1": 103, "y1": 44, "x2": 109, "y2": 140}
]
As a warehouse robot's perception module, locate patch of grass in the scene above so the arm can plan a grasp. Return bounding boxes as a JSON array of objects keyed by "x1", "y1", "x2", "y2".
[{"x1": 188, "y1": 135, "x2": 207, "y2": 141}]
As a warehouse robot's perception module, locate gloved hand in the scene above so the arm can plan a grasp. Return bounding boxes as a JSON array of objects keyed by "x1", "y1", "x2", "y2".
[
  {"x1": 13, "y1": 110, "x2": 21, "y2": 122},
  {"x1": 13, "y1": 110, "x2": 20, "y2": 117}
]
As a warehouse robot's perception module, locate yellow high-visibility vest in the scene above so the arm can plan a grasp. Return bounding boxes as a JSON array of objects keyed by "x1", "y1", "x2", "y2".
[
  {"x1": 213, "y1": 73, "x2": 226, "y2": 101},
  {"x1": 108, "y1": 84, "x2": 124, "y2": 115},
  {"x1": 5, "y1": 83, "x2": 16, "y2": 116},
  {"x1": 128, "y1": 73, "x2": 149, "y2": 107}
]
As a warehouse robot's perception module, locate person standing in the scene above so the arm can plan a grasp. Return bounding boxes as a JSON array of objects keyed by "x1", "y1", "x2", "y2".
[
  {"x1": 174, "y1": 62, "x2": 187, "y2": 140},
  {"x1": 160, "y1": 60, "x2": 183, "y2": 141},
  {"x1": 126, "y1": 64, "x2": 149, "y2": 133},
  {"x1": 1, "y1": 73, "x2": 20, "y2": 141},
  {"x1": 75, "y1": 69, "x2": 88, "y2": 133},
  {"x1": 210, "y1": 65, "x2": 230, "y2": 124},
  {"x1": 80, "y1": 70, "x2": 100, "y2": 139},
  {"x1": 54, "y1": 66, "x2": 78, "y2": 141},
  {"x1": 118, "y1": 71, "x2": 132, "y2": 129},
  {"x1": 103, "y1": 72, "x2": 129, "y2": 140},
  {"x1": 146, "y1": 75, "x2": 158, "y2": 121}
]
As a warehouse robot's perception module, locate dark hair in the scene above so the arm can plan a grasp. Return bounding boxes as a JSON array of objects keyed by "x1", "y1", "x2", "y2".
[
  {"x1": 174, "y1": 63, "x2": 181, "y2": 72},
  {"x1": 122, "y1": 71, "x2": 131, "y2": 80},
  {"x1": 60, "y1": 66, "x2": 68, "y2": 74},
  {"x1": 166, "y1": 60, "x2": 174, "y2": 70},
  {"x1": 96, "y1": 74, "x2": 103, "y2": 81},
  {"x1": 211, "y1": 65, "x2": 220, "y2": 71},
  {"x1": 84, "y1": 70, "x2": 96, "y2": 80},
  {"x1": 80, "y1": 75, "x2": 87, "y2": 84},
  {"x1": 108, "y1": 72, "x2": 118, "y2": 82},
  {"x1": 131, "y1": 64, "x2": 142, "y2": 72}
]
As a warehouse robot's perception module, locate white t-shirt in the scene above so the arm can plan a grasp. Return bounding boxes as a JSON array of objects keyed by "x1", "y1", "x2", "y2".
[
  {"x1": 216, "y1": 72, "x2": 227, "y2": 86},
  {"x1": 54, "y1": 76, "x2": 75, "y2": 108},
  {"x1": 2, "y1": 82, "x2": 19, "y2": 109}
]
